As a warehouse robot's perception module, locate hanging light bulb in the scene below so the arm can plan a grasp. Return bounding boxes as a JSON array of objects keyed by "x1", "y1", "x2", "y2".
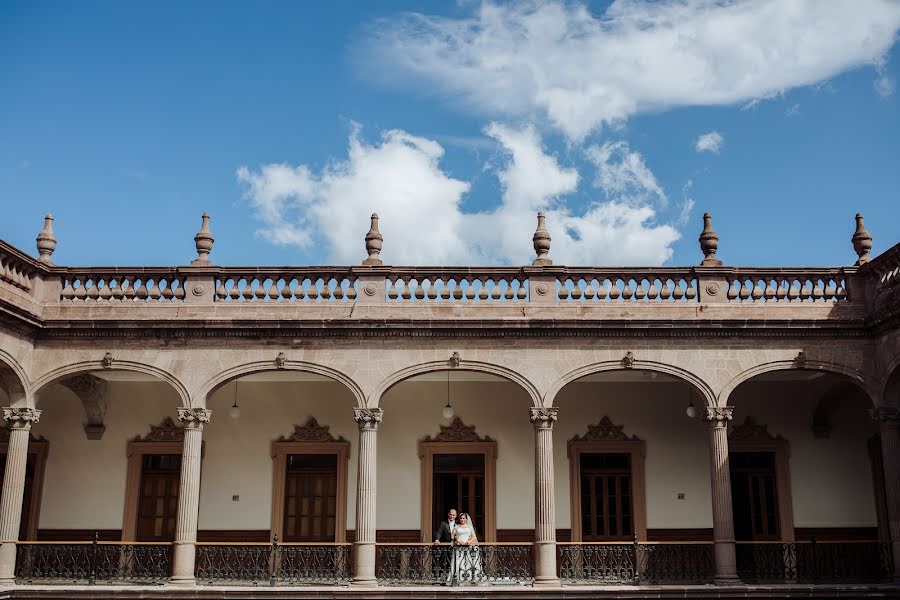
[
  {"x1": 442, "y1": 370, "x2": 455, "y2": 419},
  {"x1": 685, "y1": 387, "x2": 697, "y2": 418},
  {"x1": 230, "y1": 381, "x2": 241, "y2": 419}
]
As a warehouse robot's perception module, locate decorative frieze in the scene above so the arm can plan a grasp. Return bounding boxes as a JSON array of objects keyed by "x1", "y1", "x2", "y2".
[
  {"x1": 422, "y1": 416, "x2": 492, "y2": 442},
  {"x1": 353, "y1": 408, "x2": 383, "y2": 431},
  {"x1": 277, "y1": 417, "x2": 345, "y2": 442},
  {"x1": 571, "y1": 415, "x2": 638, "y2": 442}
]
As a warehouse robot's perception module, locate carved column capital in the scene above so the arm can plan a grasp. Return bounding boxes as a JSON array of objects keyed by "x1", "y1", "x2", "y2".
[
  {"x1": 703, "y1": 406, "x2": 734, "y2": 428},
  {"x1": 353, "y1": 408, "x2": 383, "y2": 431},
  {"x1": 177, "y1": 408, "x2": 211, "y2": 430},
  {"x1": 530, "y1": 407, "x2": 558, "y2": 429},
  {"x1": 2, "y1": 407, "x2": 41, "y2": 430},
  {"x1": 872, "y1": 407, "x2": 900, "y2": 424}
]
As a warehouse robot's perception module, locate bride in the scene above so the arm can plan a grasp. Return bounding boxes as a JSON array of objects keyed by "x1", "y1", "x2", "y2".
[{"x1": 448, "y1": 513, "x2": 483, "y2": 585}]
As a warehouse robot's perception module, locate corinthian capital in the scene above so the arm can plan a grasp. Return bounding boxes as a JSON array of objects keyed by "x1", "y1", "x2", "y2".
[
  {"x1": 704, "y1": 406, "x2": 734, "y2": 428},
  {"x1": 872, "y1": 407, "x2": 900, "y2": 424},
  {"x1": 353, "y1": 408, "x2": 383, "y2": 431},
  {"x1": 3, "y1": 407, "x2": 41, "y2": 430},
  {"x1": 529, "y1": 407, "x2": 558, "y2": 429},
  {"x1": 177, "y1": 407, "x2": 212, "y2": 430}
]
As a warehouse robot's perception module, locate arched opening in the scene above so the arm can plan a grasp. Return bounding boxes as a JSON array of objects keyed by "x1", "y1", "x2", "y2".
[
  {"x1": 377, "y1": 368, "x2": 535, "y2": 544},
  {"x1": 200, "y1": 368, "x2": 358, "y2": 544},
  {"x1": 29, "y1": 367, "x2": 186, "y2": 542},
  {"x1": 552, "y1": 368, "x2": 712, "y2": 543}
]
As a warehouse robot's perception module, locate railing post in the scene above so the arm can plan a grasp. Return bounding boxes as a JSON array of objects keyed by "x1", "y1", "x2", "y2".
[
  {"x1": 169, "y1": 408, "x2": 211, "y2": 585},
  {"x1": 269, "y1": 534, "x2": 278, "y2": 586},
  {"x1": 179, "y1": 267, "x2": 216, "y2": 304},
  {"x1": 695, "y1": 267, "x2": 728, "y2": 303},
  {"x1": 354, "y1": 268, "x2": 389, "y2": 306},
  {"x1": 89, "y1": 531, "x2": 98, "y2": 585},
  {"x1": 530, "y1": 407, "x2": 560, "y2": 586},
  {"x1": 525, "y1": 267, "x2": 558, "y2": 307},
  {"x1": 633, "y1": 533, "x2": 641, "y2": 586},
  {"x1": 0, "y1": 406, "x2": 40, "y2": 585}
]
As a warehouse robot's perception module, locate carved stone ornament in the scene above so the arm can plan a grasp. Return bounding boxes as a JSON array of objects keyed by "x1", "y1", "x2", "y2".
[
  {"x1": 35, "y1": 213, "x2": 57, "y2": 264},
  {"x1": 353, "y1": 408, "x2": 383, "y2": 431},
  {"x1": 851, "y1": 213, "x2": 872, "y2": 266},
  {"x1": 698, "y1": 212, "x2": 723, "y2": 267},
  {"x1": 703, "y1": 406, "x2": 734, "y2": 426},
  {"x1": 621, "y1": 351, "x2": 635, "y2": 369},
  {"x1": 133, "y1": 416, "x2": 184, "y2": 442},
  {"x1": 529, "y1": 407, "x2": 558, "y2": 429},
  {"x1": 178, "y1": 408, "x2": 212, "y2": 430},
  {"x1": 275, "y1": 352, "x2": 287, "y2": 369},
  {"x1": 191, "y1": 212, "x2": 215, "y2": 266},
  {"x1": 871, "y1": 407, "x2": 900, "y2": 424},
  {"x1": 277, "y1": 417, "x2": 345, "y2": 442},
  {"x1": 729, "y1": 416, "x2": 784, "y2": 442},
  {"x1": 363, "y1": 213, "x2": 384, "y2": 266},
  {"x1": 449, "y1": 351, "x2": 461, "y2": 368},
  {"x1": 794, "y1": 350, "x2": 807, "y2": 368},
  {"x1": 571, "y1": 415, "x2": 638, "y2": 442},
  {"x1": 2, "y1": 407, "x2": 42, "y2": 431},
  {"x1": 422, "y1": 416, "x2": 493, "y2": 442},
  {"x1": 532, "y1": 212, "x2": 552, "y2": 266},
  {"x1": 101, "y1": 352, "x2": 114, "y2": 369}
]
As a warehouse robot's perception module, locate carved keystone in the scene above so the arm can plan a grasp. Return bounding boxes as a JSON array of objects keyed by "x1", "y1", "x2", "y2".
[
  {"x1": 621, "y1": 351, "x2": 635, "y2": 369},
  {"x1": 275, "y1": 352, "x2": 287, "y2": 369}
]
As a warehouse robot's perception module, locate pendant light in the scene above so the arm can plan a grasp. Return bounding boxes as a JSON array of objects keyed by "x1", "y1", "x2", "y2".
[
  {"x1": 685, "y1": 385, "x2": 697, "y2": 419},
  {"x1": 230, "y1": 381, "x2": 241, "y2": 419},
  {"x1": 442, "y1": 369, "x2": 455, "y2": 419}
]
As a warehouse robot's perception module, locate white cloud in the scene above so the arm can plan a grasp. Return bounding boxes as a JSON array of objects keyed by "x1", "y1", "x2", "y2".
[
  {"x1": 695, "y1": 131, "x2": 724, "y2": 154},
  {"x1": 239, "y1": 125, "x2": 683, "y2": 266},
  {"x1": 365, "y1": 0, "x2": 900, "y2": 140}
]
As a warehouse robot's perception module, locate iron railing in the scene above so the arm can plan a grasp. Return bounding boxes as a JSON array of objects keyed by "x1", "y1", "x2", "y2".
[
  {"x1": 376, "y1": 543, "x2": 532, "y2": 585},
  {"x1": 195, "y1": 540, "x2": 351, "y2": 585},
  {"x1": 736, "y1": 540, "x2": 893, "y2": 583},
  {"x1": 557, "y1": 541, "x2": 637, "y2": 584},
  {"x1": 638, "y1": 542, "x2": 715, "y2": 584},
  {"x1": 15, "y1": 539, "x2": 172, "y2": 585}
]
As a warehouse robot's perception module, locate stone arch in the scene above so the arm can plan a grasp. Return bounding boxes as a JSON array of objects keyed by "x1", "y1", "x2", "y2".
[
  {"x1": 199, "y1": 360, "x2": 366, "y2": 409},
  {"x1": 719, "y1": 360, "x2": 875, "y2": 407},
  {"x1": 0, "y1": 348, "x2": 29, "y2": 405},
  {"x1": 545, "y1": 360, "x2": 717, "y2": 408},
  {"x1": 371, "y1": 359, "x2": 541, "y2": 408},
  {"x1": 31, "y1": 360, "x2": 190, "y2": 408}
]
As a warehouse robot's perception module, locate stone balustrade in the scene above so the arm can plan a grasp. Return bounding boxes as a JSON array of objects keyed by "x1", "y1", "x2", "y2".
[
  {"x1": 0, "y1": 245, "x2": 37, "y2": 296},
  {"x1": 386, "y1": 268, "x2": 528, "y2": 304},
  {"x1": 59, "y1": 269, "x2": 186, "y2": 303},
  {"x1": 214, "y1": 268, "x2": 358, "y2": 303},
  {"x1": 723, "y1": 269, "x2": 849, "y2": 303},
  {"x1": 555, "y1": 269, "x2": 697, "y2": 303}
]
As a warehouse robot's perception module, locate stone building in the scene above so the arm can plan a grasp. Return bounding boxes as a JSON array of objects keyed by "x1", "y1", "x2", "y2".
[{"x1": 0, "y1": 210, "x2": 898, "y2": 598}]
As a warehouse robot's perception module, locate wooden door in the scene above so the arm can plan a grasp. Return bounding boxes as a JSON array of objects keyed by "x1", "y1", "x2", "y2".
[
  {"x1": 731, "y1": 452, "x2": 780, "y2": 541},
  {"x1": 136, "y1": 454, "x2": 181, "y2": 542},
  {"x1": 283, "y1": 454, "x2": 338, "y2": 542},
  {"x1": 579, "y1": 453, "x2": 633, "y2": 540}
]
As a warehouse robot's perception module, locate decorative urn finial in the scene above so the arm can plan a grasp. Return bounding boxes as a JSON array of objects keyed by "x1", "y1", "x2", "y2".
[
  {"x1": 851, "y1": 213, "x2": 872, "y2": 265},
  {"x1": 698, "y1": 212, "x2": 722, "y2": 266},
  {"x1": 36, "y1": 213, "x2": 57, "y2": 264},
  {"x1": 532, "y1": 212, "x2": 552, "y2": 266},
  {"x1": 191, "y1": 212, "x2": 214, "y2": 266},
  {"x1": 363, "y1": 213, "x2": 383, "y2": 266}
]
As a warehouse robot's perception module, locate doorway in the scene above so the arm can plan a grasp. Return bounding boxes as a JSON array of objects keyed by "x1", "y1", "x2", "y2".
[
  {"x1": 135, "y1": 454, "x2": 181, "y2": 542},
  {"x1": 432, "y1": 453, "x2": 484, "y2": 534},
  {"x1": 283, "y1": 453, "x2": 338, "y2": 542},
  {"x1": 730, "y1": 451, "x2": 779, "y2": 541}
]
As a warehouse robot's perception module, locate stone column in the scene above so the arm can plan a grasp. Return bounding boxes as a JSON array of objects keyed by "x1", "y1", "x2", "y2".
[
  {"x1": 704, "y1": 407, "x2": 740, "y2": 584},
  {"x1": 352, "y1": 408, "x2": 382, "y2": 586},
  {"x1": 170, "y1": 407, "x2": 211, "y2": 585},
  {"x1": 530, "y1": 407, "x2": 560, "y2": 586},
  {"x1": 0, "y1": 407, "x2": 40, "y2": 584},
  {"x1": 873, "y1": 407, "x2": 900, "y2": 579}
]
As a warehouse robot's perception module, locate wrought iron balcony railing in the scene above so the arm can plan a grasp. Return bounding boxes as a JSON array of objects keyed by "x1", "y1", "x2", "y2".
[
  {"x1": 14, "y1": 540, "x2": 172, "y2": 585},
  {"x1": 194, "y1": 540, "x2": 351, "y2": 585},
  {"x1": 735, "y1": 540, "x2": 893, "y2": 584},
  {"x1": 375, "y1": 542, "x2": 533, "y2": 586}
]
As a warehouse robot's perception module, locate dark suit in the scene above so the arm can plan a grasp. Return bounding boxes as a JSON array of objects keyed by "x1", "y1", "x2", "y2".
[{"x1": 433, "y1": 519, "x2": 456, "y2": 581}]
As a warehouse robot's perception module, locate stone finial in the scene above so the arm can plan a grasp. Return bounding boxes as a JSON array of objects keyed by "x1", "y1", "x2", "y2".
[
  {"x1": 363, "y1": 213, "x2": 383, "y2": 266},
  {"x1": 698, "y1": 212, "x2": 722, "y2": 266},
  {"x1": 191, "y1": 212, "x2": 215, "y2": 266},
  {"x1": 35, "y1": 213, "x2": 57, "y2": 264},
  {"x1": 851, "y1": 213, "x2": 872, "y2": 265},
  {"x1": 532, "y1": 212, "x2": 552, "y2": 266}
]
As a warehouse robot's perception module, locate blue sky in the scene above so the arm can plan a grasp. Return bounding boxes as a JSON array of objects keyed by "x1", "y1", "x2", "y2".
[{"x1": 1, "y1": 0, "x2": 898, "y2": 268}]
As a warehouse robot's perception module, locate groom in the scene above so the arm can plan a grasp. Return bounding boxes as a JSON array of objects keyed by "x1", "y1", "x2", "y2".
[{"x1": 432, "y1": 508, "x2": 457, "y2": 582}]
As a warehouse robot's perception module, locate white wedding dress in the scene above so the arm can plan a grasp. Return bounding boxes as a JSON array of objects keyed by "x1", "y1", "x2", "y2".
[{"x1": 448, "y1": 525, "x2": 483, "y2": 585}]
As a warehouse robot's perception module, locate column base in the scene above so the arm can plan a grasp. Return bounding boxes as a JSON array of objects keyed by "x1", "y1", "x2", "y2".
[
  {"x1": 714, "y1": 575, "x2": 742, "y2": 585},
  {"x1": 350, "y1": 577, "x2": 378, "y2": 587},
  {"x1": 533, "y1": 575, "x2": 562, "y2": 587},
  {"x1": 168, "y1": 576, "x2": 197, "y2": 586}
]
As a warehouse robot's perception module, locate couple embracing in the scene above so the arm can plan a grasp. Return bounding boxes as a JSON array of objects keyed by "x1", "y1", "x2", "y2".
[{"x1": 433, "y1": 508, "x2": 482, "y2": 584}]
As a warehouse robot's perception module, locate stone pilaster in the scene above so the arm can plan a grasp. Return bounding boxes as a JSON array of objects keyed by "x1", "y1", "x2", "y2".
[
  {"x1": 170, "y1": 407, "x2": 211, "y2": 585},
  {"x1": 704, "y1": 406, "x2": 740, "y2": 584},
  {"x1": 0, "y1": 407, "x2": 40, "y2": 584},
  {"x1": 530, "y1": 407, "x2": 560, "y2": 587},
  {"x1": 352, "y1": 408, "x2": 382, "y2": 586},
  {"x1": 873, "y1": 407, "x2": 900, "y2": 580}
]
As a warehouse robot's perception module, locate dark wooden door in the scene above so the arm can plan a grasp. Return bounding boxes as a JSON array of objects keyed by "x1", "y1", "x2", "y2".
[
  {"x1": 283, "y1": 454, "x2": 338, "y2": 542},
  {"x1": 433, "y1": 454, "x2": 485, "y2": 533},
  {"x1": 730, "y1": 452, "x2": 779, "y2": 541},
  {"x1": 136, "y1": 454, "x2": 181, "y2": 542},
  {"x1": 579, "y1": 453, "x2": 633, "y2": 540}
]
